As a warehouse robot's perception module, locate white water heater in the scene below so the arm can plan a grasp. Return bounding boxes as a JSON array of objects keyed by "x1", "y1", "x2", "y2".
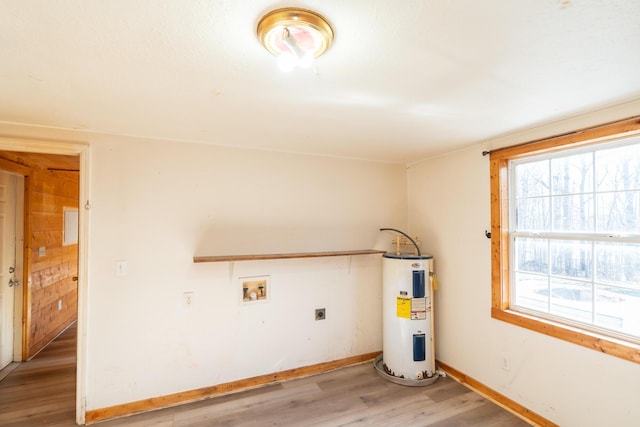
[{"x1": 380, "y1": 252, "x2": 437, "y2": 385}]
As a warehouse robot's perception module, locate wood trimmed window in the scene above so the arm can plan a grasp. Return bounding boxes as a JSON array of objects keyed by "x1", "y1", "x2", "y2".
[{"x1": 490, "y1": 116, "x2": 640, "y2": 364}]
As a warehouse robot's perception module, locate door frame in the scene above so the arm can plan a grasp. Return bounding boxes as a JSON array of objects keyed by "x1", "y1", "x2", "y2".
[
  {"x1": 14, "y1": 173, "x2": 24, "y2": 362},
  {"x1": 0, "y1": 137, "x2": 89, "y2": 425}
]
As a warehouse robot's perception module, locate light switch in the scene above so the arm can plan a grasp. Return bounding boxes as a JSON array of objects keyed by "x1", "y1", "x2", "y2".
[
  {"x1": 38, "y1": 246, "x2": 46, "y2": 257},
  {"x1": 115, "y1": 261, "x2": 128, "y2": 277}
]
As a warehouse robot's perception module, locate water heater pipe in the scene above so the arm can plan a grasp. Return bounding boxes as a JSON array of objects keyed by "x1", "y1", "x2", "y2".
[{"x1": 379, "y1": 228, "x2": 421, "y2": 256}]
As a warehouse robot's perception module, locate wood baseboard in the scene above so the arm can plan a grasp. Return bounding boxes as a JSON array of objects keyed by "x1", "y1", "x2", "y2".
[
  {"x1": 85, "y1": 351, "x2": 380, "y2": 424},
  {"x1": 436, "y1": 360, "x2": 558, "y2": 427}
]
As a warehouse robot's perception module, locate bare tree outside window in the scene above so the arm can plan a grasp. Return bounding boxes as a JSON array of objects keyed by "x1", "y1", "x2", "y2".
[{"x1": 511, "y1": 138, "x2": 640, "y2": 339}]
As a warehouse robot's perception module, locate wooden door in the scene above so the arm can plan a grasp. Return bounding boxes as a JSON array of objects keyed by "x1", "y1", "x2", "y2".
[{"x1": 0, "y1": 171, "x2": 17, "y2": 369}]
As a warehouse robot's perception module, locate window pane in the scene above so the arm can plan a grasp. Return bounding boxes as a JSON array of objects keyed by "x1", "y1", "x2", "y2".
[
  {"x1": 515, "y1": 197, "x2": 549, "y2": 231},
  {"x1": 514, "y1": 237, "x2": 548, "y2": 274},
  {"x1": 513, "y1": 272, "x2": 548, "y2": 312},
  {"x1": 550, "y1": 240, "x2": 592, "y2": 280},
  {"x1": 595, "y1": 285, "x2": 640, "y2": 337},
  {"x1": 596, "y1": 143, "x2": 640, "y2": 192},
  {"x1": 596, "y1": 190, "x2": 640, "y2": 234},
  {"x1": 595, "y1": 242, "x2": 640, "y2": 287},
  {"x1": 551, "y1": 194, "x2": 594, "y2": 232},
  {"x1": 551, "y1": 152, "x2": 593, "y2": 195},
  {"x1": 549, "y1": 278, "x2": 592, "y2": 324},
  {"x1": 499, "y1": 122, "x2": 640, "y2": 360},
  {"x1": 515, "y1": 160, "x2": 549, "y2": 197}
]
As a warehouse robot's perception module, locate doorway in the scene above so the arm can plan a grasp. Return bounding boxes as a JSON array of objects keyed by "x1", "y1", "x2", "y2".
[
  {"x1": 0, "y1": 171, "x2": 20, "y2": 371},
  {"x1": 0, "y1": 138, "x2": 88, "y2": 425}
]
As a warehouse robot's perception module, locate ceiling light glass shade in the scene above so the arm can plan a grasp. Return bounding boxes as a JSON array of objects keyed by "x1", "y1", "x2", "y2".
[{"x1": 257, "y1": 8, "x2": 334, "y2": 70}]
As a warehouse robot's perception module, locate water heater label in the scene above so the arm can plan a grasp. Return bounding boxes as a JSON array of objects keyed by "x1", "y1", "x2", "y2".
[
  {"x1": 396, "y1": 297, "x2": 411, "y2": 318},
  {"x1": 411, "y1": 298, "x2": 427, "y2": 319},
  {"x1": 411, "y1": 297, "x2": 427, "y2": 311}
]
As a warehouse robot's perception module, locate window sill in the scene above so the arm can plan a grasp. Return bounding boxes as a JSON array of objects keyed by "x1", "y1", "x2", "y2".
[{"x1": 491, "y1": 307, "x2": 640, "y2": 364}]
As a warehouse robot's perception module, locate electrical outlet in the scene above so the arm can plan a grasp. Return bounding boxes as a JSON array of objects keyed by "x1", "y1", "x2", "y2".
[
  {"x1": 183, "y1": 292, "x2": 193, "y2": 307},
  {"x1": 501, "y1": 354, "x2": 511, "y2": 371},
  {"x1": 315, "y1": 308, "x2": 326, "y2": 321}
]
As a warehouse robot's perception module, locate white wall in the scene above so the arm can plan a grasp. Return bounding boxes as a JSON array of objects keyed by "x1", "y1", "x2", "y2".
[
  {"x1": 407, "y1": 108, "x2": 640, "y2": 426},
  {"x1": 84, "y1": 136, "x2": 406, "y2": 409}
]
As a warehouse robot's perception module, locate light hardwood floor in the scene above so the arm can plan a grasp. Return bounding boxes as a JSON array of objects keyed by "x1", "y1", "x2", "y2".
[{"x1": 0, "y1": 325, "x2": 530, "y2": 426}]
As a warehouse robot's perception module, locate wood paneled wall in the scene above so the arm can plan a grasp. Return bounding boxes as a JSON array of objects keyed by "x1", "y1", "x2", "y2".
[
  {"x1": 27, "y1": 168, "x2": 79, "y2": 357},
  {"x1": 0, "y1": 151, "x2": 79, "y2": 359}
]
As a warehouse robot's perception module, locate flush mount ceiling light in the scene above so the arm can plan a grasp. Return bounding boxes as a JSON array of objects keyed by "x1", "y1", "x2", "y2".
[{"x1": 257, "y1": 7, "x2": 334, "y2": 72}]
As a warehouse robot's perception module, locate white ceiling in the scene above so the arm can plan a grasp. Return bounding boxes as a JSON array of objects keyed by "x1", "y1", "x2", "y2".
[{"x1": 1, "y1": 1, "x2": 639, "y2": 163}]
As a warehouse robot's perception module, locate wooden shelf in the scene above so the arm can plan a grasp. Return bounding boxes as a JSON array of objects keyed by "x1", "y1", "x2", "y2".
[{"x1": 193, "y1": 249, "x2": 386, "y2": 263}]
